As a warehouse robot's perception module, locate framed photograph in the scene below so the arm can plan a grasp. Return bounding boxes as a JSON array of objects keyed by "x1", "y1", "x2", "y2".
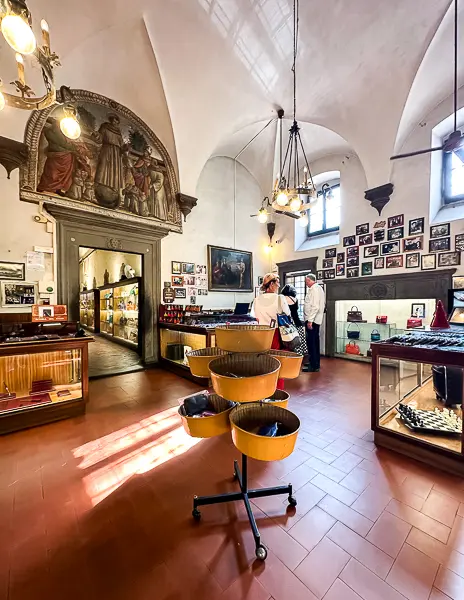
[
  {"x1": 364, "y1": 245, "x2": 379, "y2": 258},
  {"x1": 174, "y1": 288, "x2": 186, "y2": 298},
  {"x1": 361, "y1": 262, "x2": 373, "y2": 276},
  {"x1": 198, "y1": 288, "x2": 208, "y2": 296},
  {"x1": 171, "y1": 261, "x2": 181, "y2": 275},
  {"x1": 196, "y1": 265, "x2": 207, "y2": 275},
  {"x1": 347, "y1": 246, "x2": 359, "y2": 257},
  {"x1": 438, "y1": 252, "x2": 461, "y2": 267},
  {"x1": 409, "y1": 218, "x2": 425, "y2": 236},
  {"x1": 196, "y1": 275, "x2": 208, "y2": 288},
  {"x1": 359, "y1": 233, "x2": 373, "y2": 246},
  {"x1": 386, "y1": 255, "x2": 403, "y2": 269},
  {"x1": 381, "y1": 241, "x2": 400, "y2": 255},
  {"x1": 184, "y1": 275, "x2": 195, "y2": 286},
  {"x1": 258, "y1": 276, "x2": 264, "y2": 286},
  {"x1": 387, "y1": 227, "x2": 404, "y2": 241},
  {"x1": 343, "y1": 235, "x2": 356, "y2": 247},
  {"x1": 171, "y1": 275, "x2": 184, "y2": 287},
  {"x1": 374, "y1": 257, "x2": 385, "y2": 269},
  {"x1": 323, "y1": 269, "x2": 335, "y2": 279},
  {"x1": 336, "y1": 264, "x2": 345, "y2": 276},
  {"x1": 430, "y1": 223, "x2": 450, "y2": 239},
  {"x1": 388, "y1": 214, "x2": 404, "y2": 228},
  {"x1": 374, "y1": 229, "x2": 385, "y2": 242},
  {"x1": 411, "y1": 303, "x2": 426, "y2": 318},
  {"x1": 317, "y1": 270, "x2": 324, "y2": 281},
  {"x1": 207, "y1": 245, "x2": 253, "y2": 292},
  {"x1": 403, "y1": 236, "x2": 423, "y2": 252},
  {"x1": 347, "y1": 257, "x2": 359, "y2": 267},
  {"x1": 356, "y1": 223, "x2": 369, "y2": 236},
  {"x1": 405, "y1": 253, "x2": 420, "y2": 269},
  {"x1": 322, "y1": 258, "x2": 333, "y2": 269},
  {"x1": 456, "y1": 234, "x2": 464, "y2": 252},
  {"x1": 337, "y1": 252, "x2": 345, "y2": 264},
  {"x1": 1, "y1": 282, "x2": 37, "y2": 307},
  {"x1": 421, "y1": 254, "x2": 436, "y2": 270},
  {"x1": 0, "y1": 261, "x2": 25, "y2": 281},
  {"x1": 453, "y1": 276, "x2": 464, "y2": 289},
  {"x1": 347, "y1": 267, "x2": 359, "y2": 278},
  {"x1": 325, "y1": 248, "x2": 337, "y2": 258},
  {"x1": 373, "y1": 221, "x2": 386, "y2": 229},
  {"x1": 187, "y1": 287, "x2": 196, "y2": 297},
  {"x1": 164, "y1": 281, "x2": 171, "y2": 288},
  {"x1": 182, "y1": 262, "x2": 195, "y2": 274},
  {"x1": 429, "y1": 238, "x2": 450, "y2": 252},
  {"x1": 189, "y1": 296, "x2": 196, "y2": 305}
]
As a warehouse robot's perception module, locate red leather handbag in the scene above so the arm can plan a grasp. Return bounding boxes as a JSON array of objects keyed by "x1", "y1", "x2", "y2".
[
  {"x1": 345, "y1": 341, "x2": 361, "y2": 355},
  {"x1": 376, "y1": 316, "x2": 388, "y2": 324},
  {"x1": 407, "y1": 318, "x2": 423, "y2": 329}
]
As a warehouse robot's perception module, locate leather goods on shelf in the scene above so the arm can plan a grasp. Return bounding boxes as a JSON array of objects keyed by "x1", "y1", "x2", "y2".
[
  {"x1": 371, "y1": 329, "x2": 381, "y2": 341},
  {"x1": 166, "y1": 343, "x2": 184, "y2": 361},
  {"x1": 347, "y1": 323, "x2": 360, "y2": 339},
  {"x1": 347, "y1": 306, "x2": 363, "y2": 322},
  {"x1": 407, "y1": 318, "x2": 423, "y2": 329},
  {"x1": 345, "y1": 341, "x2": 361, "y2": 355},
  {"x1": 376, "y1": 316, "x2": 388, "y2": 324}
]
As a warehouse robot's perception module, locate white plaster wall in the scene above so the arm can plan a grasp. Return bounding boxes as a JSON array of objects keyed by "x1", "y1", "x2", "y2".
[
  {"x1": 161, "y1": 156, "x2": 269, "y2": 308},
  {"x1": 79, "y1": 250, "x2": 142, "y2": 290}
]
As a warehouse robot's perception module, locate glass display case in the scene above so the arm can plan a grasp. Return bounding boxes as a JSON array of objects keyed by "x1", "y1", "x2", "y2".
[
  {"x1": 98, "y1": 278, "x2": 141, "y2": 350},
  {"x1": 372, "y1": 333, "x2": 464, "y2": 475},
  {"x1": 79, "y1": 289, "x2": 99, "y2": 332}
]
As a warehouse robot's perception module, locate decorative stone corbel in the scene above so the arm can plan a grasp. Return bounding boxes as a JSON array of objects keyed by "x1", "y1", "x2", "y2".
[
  {"x1": 364, "y1": 183, "x2": 394, "y2": 216},
  {"x1": 176, "y1": 193, "x2": 198, "y2": 222},
  {"x1": 0, "y1": 136, "x2": 29, "y2": 179}
]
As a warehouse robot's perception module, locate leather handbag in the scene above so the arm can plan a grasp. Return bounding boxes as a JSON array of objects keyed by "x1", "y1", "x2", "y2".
[
  {"x1": 345, "y1": 341, "x2": 361, "y2": 355},
  {"x1": 347, "y1": 322, "x2": 360, "y2": 339},
  {"x1": 376, "y1": 316, "x2": 388, "y2": 324},
  {"x1": 277, "y1": 295, "x2": 301, "y2": 351},
  {"x1": 371, "y1": 329, "x2": 381, "y2": 341},
  {"x1": 407, "y1": 317, "x2": 423, "y2": 329},
  {"x1": 347, "y1": 305, "x2": 363, "y2": 322}
]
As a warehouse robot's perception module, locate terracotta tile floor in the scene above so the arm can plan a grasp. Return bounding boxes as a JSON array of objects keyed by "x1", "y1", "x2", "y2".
[{"x1": 1, "y1": 358, "x2": 464, "y2": 600}]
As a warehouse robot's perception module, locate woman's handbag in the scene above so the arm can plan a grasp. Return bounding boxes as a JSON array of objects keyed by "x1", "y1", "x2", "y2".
[
  {"x1": 347, "y1": 322, "x2": 360, "y2": 339},
  {"x1": 347, "y1": 306, "x2": 363, "y2": 322},
  {"x1": 345, "y1": 341, "x2": 361, "y2": 355},
  {"x1": 277, "y1": 296, "x2": 301, "y2": 351},
  {"x1": 376, "y1": 316, "x2": 388, "y2": 324},
  {"x1": 407, "y1": 318, "x2": 423, "y2": 329},
  {"x1": 371, "y1": 329, "x2": 381, "y2": 341}
]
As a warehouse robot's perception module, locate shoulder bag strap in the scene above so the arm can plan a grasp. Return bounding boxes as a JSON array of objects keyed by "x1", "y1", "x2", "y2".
[{"x1": 277, "y1": 294, "x2": 282, "y2": 315}]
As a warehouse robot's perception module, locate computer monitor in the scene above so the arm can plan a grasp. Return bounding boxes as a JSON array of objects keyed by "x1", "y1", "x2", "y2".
[{"x1": 234, "y1": 302, "x2": 250, "y2": 315}]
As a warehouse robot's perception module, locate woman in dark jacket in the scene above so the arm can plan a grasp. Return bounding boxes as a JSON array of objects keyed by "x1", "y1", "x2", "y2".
[{"x1": 281, "y1": 284, "x2": 307, "y2": 356}]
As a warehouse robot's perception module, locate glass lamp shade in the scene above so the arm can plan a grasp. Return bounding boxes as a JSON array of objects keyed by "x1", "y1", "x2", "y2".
[
  {"x1": 275, "y1": 191, "x2": 288, "y2": 206},
  {"x1": 264, "y1": 244, "x2": 273, "y2": 254},
  {"x1": 289, "y1": 196, "x2": 302, "y2": 212},
  {"x1": 257, "y1": 209, "x2": 268, "y2": 223},
  {"x1": 298, "y1": 213, "x2": 309, "y2": 227},
  {"x1": 60, "y1": 116, "x2": 81, "y2": 140},
  {"x1": 1, "y1": 15, "x2": 37, "y2": 55},
  {"x1": 0, "y1": 91, "x2": 5, "y2": 111}
]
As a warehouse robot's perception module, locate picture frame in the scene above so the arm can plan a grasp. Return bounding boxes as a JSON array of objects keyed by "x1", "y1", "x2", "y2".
[
  {"x1": 356, "y1": 223, "x2": 369, "y2": 236},
  {"x1": 403, "y1": 236, "x2": 423, "y2": 252},
  {"x1": 381, "y1": 241, "x2": 400, "y2": 255},
  {"x1": 456, "y1": 234, "x2": 464, "y2": 252},
  {"x1": 386, "y1": 255, "x2": 403, "y2": 269},
  {"x1": 437, "y1": 251, "x2": 461, "y2": 267},
  {"x1": 358, "y1": 233, "x2": 373, "y2": 246},
  {"x1": 346, "y1": 246, "x2": 359, "y2": 257},
  {"x1": 388, "y1": 214, "x2": 404, "y2": 228},
  {"x1": 343, "y1": 235, "x2": 356, "y2": 247},
  {"x1": 374, "y1": 257, "x2": 385, "y2": 269},
  {"x1": 430, "y1": 223, "x2": 450, "y2": 239},
  {"x1": 189, "y1": 296, "x2": 196, "y2": 305},
  {"x1": 187, "y1": 287, "x2": 196, "y2": 297},
  {"x1": 1, "y1": 282, "x2": 37, "y2": 307},
  {"x1": 0, "y1": 261, "x2": 25, "y2": 281},
  {"x1": 453, "y1": 276, "x2": 464, "y2": 289},
  {"x1": 322, "y1": 258, "x2": 333, "y2": 269},
  {"x1": 184, "y1": 275, "x2": 195, "y2": 286},
  {"x1": 181, "y1": 262, "x2": 195, "y2": 274},
  {"x1": 171, "y1": 275, "x2": 184, "y2": 287},
  {"x1": 207, "y1": 245, "x2": 253, "y2": 292},
  {"x1": 336, "y1": 264, "x2": 345, "y2": 276},
  {"x1": 421, "y1": 254, "x2": 436, "y2": 270},
  {"x1": 325, "y1": 248, "x2": 337, "y2": 258},
  {"x1": 164, "y1": 281, "x2": 171, "y2": 288},
  {"x1": 373, "y1": 221, "x2": 386, "y2": 229},
  {"x1": 347, "y1": 267, "x2": 359, "y2": 278},
  {"x1": 411, "y1": 303, "x2": 426, "y2": 318},
  {"x1": 374, "y1": 230, "x2": 385, "y2": 242},
  {"x1": 171, "y1": 261, "x2": 182, "y2": 275},
  {"x1": 254, "y1": 286, "x2": 260, "y2": 298},
  {"x1": 174, "y1": 288, "x2": 186, "y2": 298},
  {"x1": 364, "y1": 245, "x2": 379, "y2": 258},
  {"x1": 387, "y1": 227, "x2": 404, "y2": 241},
  {"x1": 337, "y1": 252, "x2": 345, "y2": 264},
  {"x1": 323, "y1": 269, "x2": 335, "y2": 279},
  {"x1": 198, "y1": 288, "x2": 209, "y2": 296},
  {"x1": 361, "y1": 262, "x2": 373, "y2": 276},
  {"x1": 258, "y1": 276, "x2": 264, "y2": 286},
  {"x1": 429, "y1": 238, "x2": 450, "y2": 253},
  {"x1": 317, "y1": 270, "x2": 324, "y2": 281},
  {"x1": 409, "y1": 218, "x2": 425, "y2": 236},
  {"x1": 405, "y1": 253, "x2": 420, "y2": 269},
  {"x1": 347, "y1": 257, "x2": 359, "y2": 267},
  {"x1": 196, "y1": 265, "x2": 207, "y2": 275}
]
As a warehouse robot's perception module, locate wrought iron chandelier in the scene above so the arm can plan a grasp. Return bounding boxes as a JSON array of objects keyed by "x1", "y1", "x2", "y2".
[
  {"x1": 271, "y1": 0, "x2": 317, "y2": 215},
  {"x1": 0, "y1": 0, "x2": 80, "y2": 138}
]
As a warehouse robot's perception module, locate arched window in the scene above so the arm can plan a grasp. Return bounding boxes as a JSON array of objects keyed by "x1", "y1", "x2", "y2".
[
  {"x1": 308, "y1": 181, "x2": 341, "y2": 237},
  {"x1": 443, "y1": 150, "x2": 464, "y2": 204}
]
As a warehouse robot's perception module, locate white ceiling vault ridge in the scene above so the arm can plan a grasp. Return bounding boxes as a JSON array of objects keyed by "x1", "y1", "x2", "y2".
[{"x1": 6, "y1": 0, "x2": 457, "y2": 196}]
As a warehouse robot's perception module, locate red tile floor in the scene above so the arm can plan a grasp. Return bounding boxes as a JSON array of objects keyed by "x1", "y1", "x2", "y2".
[{"x1": 1, "y1": 358, "x2": 464, "y2": 600}]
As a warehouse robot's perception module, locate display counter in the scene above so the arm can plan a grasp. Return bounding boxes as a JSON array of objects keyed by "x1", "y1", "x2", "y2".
[
  {"x1": 371, "y1": 330, "x2": 464, "y2": 475},
  {"x1": 99, "y1": 277, "x2": 141, "y2": 350},
  {"x1": 79, "y1": 289, "x2": 100, "y2": 332},
  {"x1": 0, "y1": 334, "x2": 92, "y2": 435}
]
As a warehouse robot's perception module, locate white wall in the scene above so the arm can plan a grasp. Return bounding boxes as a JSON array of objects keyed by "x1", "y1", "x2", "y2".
[
  {"x1": 161, "y1": 156, "x2": 269, "y2": 308},
  {"x1": 79, "y1": 250, "x2": 142, "y2": 290}
]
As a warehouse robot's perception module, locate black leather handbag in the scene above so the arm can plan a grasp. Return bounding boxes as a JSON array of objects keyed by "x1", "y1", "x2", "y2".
[
  {"x1": 347, "y1": 322, "x2": 360, "y2": 339},
  {"x1": 347, "y1": 305, "x2": 363, "y2": 322}
]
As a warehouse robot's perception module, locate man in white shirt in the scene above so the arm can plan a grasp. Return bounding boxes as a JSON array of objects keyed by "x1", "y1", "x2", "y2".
[{"x1": 303, "y1": 273, "x2": 326, "y2": 372}]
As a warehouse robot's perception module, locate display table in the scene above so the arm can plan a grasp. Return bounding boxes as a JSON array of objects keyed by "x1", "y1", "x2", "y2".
[
  {"x1": 0, "y1": 336, "x2": 92, "y2": 434},
  {"x1": 371, "y1": 332, "x2": 464, "y2": 476}
]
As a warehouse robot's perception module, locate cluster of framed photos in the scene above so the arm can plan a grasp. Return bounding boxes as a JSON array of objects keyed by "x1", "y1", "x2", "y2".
[
  {"x1": 317, "y1": 216, "x2": 462, "y2": 281},
  {"x1": 167, "y1": 262, "x2": 208, "y2": 304}
]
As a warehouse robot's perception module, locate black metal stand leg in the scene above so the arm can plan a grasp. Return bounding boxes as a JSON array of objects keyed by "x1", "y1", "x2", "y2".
[{"x1": 191, "y1": 453, "x2": 297, "y2": 561}]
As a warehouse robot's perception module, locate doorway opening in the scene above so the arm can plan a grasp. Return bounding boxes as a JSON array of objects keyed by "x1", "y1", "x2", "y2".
[{"x1": 79, "y1": 247, "x2": 144, "y2": 378}]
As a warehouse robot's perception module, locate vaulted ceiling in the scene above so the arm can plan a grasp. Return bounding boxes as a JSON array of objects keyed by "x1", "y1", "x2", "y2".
[{"x1": 3, "y1": 0, "x2": 461, "y2": 195}]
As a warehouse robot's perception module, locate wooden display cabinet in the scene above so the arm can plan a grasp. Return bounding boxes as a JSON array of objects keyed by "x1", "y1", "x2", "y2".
[{"x1": 79, "y1": 289, "x2": 100, "y2": 332}]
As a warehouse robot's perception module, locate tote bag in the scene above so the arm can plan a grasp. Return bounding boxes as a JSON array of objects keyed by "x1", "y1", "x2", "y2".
[{"x1": 277, "y1": 296, "x2": 301, "y2": 351}]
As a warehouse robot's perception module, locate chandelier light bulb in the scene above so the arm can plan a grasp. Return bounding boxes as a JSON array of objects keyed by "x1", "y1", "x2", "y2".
[
  {"x1": 1, "y1": 15, "x2": 37, "y2": 55},
  {"x1": 299, "y1": 212, "x2": 309, "y2": 227},
  {"x1": 60, "y1": 115, "x2": 81, "y2": 140},
  {"x1": 0, "y1": 91, "x2": 5, "y2": 111},
  {"x1": 289, "y1": 196, "x2": 302, "y2": 212},
  {"x1": 257, "y1": 209, "x2": 268, "y2": 223},
  {"x1": 264, "y1": 244, "x2": 273, "y2": 254},
  {"x1": 276, "y1": 191, "x2": 288, "y2": 206}
]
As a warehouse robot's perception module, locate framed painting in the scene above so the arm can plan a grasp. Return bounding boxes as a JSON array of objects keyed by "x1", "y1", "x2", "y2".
[
  {"x1": 182, "y1": 262, "x2": 195, "y2": 274},
  {"x1": 207, "y1": 245, "x2": 253, "y2": 292},
  {"x1": 171, "y1": 261, "x2": 182, "y2": 274},
  {"x1": 0, "y1": 261, "x2": 25, "y2": 281}
]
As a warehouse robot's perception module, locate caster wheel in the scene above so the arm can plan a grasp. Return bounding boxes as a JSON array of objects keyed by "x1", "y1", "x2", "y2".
[
  {"x1": 192, "y1": 509, "x2": 201, "y2": 521},
  {"x1": 288, "y1": 496, "x2": 297, "y2": 507},
  {"x1": 255, "y1": 545, "x2": 268, "y2": 561}
]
